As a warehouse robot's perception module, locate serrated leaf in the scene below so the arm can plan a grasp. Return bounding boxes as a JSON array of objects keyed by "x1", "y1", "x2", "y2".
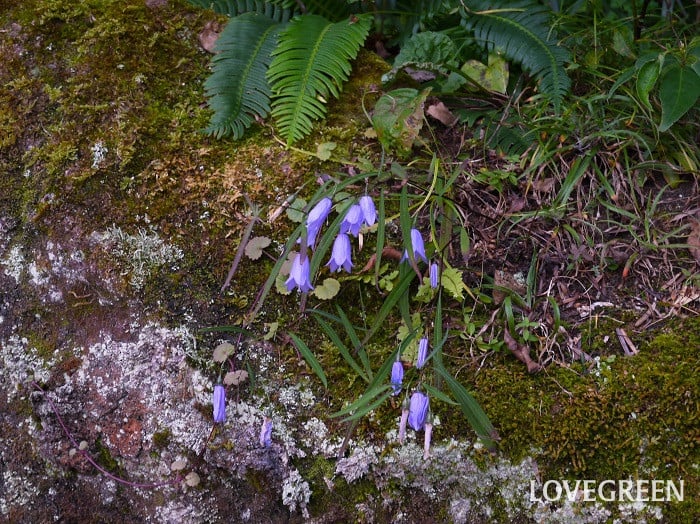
[
  {"x1": 441, "y1": 266, "x2": 464, "y2": 301},
  {"x1": 316, "y1": 141, "x2": 337, "y2": 161},
  {"x1": 286, "y1": 197, "x2": 307, "y2": 223},
  {"x1": 213, "y1": 342, "x2": 235, "y2": 362},
  {"x1": 312, "y1": 277, "x2": 340, "y2": 300},
  {"x1": 244, "y1": 236, "x2": 272, "y2": 260},
  {"x1": 658, "y1": 63, "x2": 700, "y2": 132},
  {"x1": 224, "y1": 369, "x2": 249, "y2": 386},
  {"x1": 268, "y1": 14, "x2": 372, "y2": 144},
  {"x1": 203, "y1": 13, "x2": 283, "y2": 139}
]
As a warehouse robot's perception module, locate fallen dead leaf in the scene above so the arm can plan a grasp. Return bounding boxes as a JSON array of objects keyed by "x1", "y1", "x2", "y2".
[
  {"x1": 426, "y1": 101, "x2": 458, "y2": 127},
  {"x1": 504, "y1": 328, "x2": 542, "y2": 373},
  {"x1": 688, "y1": 220, "x2": 700, "y2": 264},
  {"x1": 199, "y1": 20, "x2": 222, "y2": 54}
]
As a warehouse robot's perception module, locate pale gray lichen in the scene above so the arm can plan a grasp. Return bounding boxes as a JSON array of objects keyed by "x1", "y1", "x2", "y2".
[
  {"x1": 281, "y1": 468, "x2": 311, "y2": 518},
  {"x1": 335, "y1": 444, "x2": 379, "y2": 483},
  {"x1": 1, "y1": 245, "x2": 25, "y2": 283},
  {"x1": 102, "y1": 225, "x2": 183, "y2": 289}
]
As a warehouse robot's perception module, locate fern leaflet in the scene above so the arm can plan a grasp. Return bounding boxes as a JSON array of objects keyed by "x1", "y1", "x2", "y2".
[
  {"x1": 461, "y1": 0, "x2": 570, "y2": 112},
  {"x1": 204, "y1": 13, "x2": 283, "y2": 139},
  {"x1": 187, "y1": 0, "x2": 295, "y2": 19},
  {"x1": 267, "y1": 14, "x2": 372, "y2": 144}
]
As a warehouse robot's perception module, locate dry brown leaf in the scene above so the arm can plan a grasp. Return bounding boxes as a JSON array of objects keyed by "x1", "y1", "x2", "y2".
[
  {"x1": 504, "y1": 328, "x2": 542, "y2": 373},
  {"x1": 199, "y1": 20, "x2": 221, "y2": 54},
  {"x1": 687, "y1": 220, "x2": 700, "y2": 264},
  {"x1": 493, "y1": 270, "x2": 527, "y2": 305},
  {"x1": 426, "y1": 101, "x2": 457, "y2": 127}
]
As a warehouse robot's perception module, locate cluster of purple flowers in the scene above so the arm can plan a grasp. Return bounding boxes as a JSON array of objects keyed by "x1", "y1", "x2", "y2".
[{"x1": 286, "y1": 196, "x2": 378, "y2": 292}]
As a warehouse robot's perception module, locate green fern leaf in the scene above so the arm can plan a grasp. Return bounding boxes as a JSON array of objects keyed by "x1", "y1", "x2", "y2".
[
  {"x1": 204, "y1": 13, "x2": 284, "y2": 139},
  {"x1": 267, "y1": 14, "x2": 371, "y2": 144},
  {"x1": 187, "y1": 0, "x2": 295, "y2": 19},
  {"x1": 462, "y1": 0, "x2": 570, "y2": 111}
]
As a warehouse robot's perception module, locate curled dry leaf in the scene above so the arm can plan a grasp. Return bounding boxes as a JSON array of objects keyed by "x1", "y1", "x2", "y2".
[
  {"x1": 213, "y1": 342, "x2": 235, "y2": 363},
  {"x1": 185, "y1": 472, "x2": 200, "y2": 487},
  {"x1": 223, "y1": 369, "x2": 248, "y2": 386},
  {"x1": 426, "y1": 101, "x2": 457, "y2": 127},
  {"x1": 198, "y1": 20, "x2": 221, "y2": 54},
  {"x1": 170, "y1": 459, "x2": 187, "y2": 471},
  {"x1": 504, "y1": 328, "x2": 542, "y2": 373}
]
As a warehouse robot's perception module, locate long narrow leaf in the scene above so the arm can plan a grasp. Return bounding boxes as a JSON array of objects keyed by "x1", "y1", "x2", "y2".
[
  {"x1": 434, "y1": 365, "x2": 497, "y2": 449},
  {"x1": 336, "y1": 305, "x2": 372, "y2": 380},
  {"x1": 313, "y1": 314, "x2": 369, "y2": 383},
  {"x1": 288, "y1": 331, "x2": 328, "y2": 388}
]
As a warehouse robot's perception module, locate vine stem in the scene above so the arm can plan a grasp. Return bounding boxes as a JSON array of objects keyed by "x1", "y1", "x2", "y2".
[{"x1": 32, "y1": 382, "x2": 182, "y2": 489}]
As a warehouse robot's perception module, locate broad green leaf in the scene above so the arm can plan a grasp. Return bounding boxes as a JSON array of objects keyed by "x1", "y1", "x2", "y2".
[
  {"x1": 286, "y1": 197, "x2": 307, "y2": 223},
  {"x1": 689, "y1": 37, "x2": 700, "y2": 77},
  {"x1": 658, "y1": 63, "x2": 700, "y2": 132},
  {"x1": 393, "y1": 31, "x2": 460, "y2": 71},
  {"x1": 312, "y1": 277, "x2": 340, "y2": 300},
  {"x1": 461, "y1": 52, "x2": 509, "y2": 93},
  {"x1": 316, "y1": 141, "x2": 337, "y2": 161},
  {"x1": 288, "y1": 332, "x2": 327, "y2": 388},
  {"x1": 371, "y1": 88, "x2": 431, "y2": 159}
]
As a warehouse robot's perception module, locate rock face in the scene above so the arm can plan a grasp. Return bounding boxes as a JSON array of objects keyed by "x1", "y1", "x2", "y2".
[{"x1": 1, "y1": 2, "x2": 697, "y2": 523}]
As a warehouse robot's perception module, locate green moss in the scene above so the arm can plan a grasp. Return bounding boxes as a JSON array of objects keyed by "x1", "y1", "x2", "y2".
[{"x1": 152, "y1": 428, "x2": 172, "y2": 449}]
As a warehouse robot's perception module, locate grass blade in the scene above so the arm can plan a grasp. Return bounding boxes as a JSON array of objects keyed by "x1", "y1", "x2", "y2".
[{"x1": 288, "y1": 331, "x2": 327, "y2": 389}]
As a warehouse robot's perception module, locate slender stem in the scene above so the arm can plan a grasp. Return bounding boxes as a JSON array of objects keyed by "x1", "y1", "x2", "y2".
[{"x1": 32, "y1": 382, "x2": 181, "y2": 489}]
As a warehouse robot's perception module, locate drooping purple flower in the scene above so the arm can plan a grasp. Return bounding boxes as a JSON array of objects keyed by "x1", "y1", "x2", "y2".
[
  {"x1": 359, "y1": 195, "x2": 376, "y2": 227},
  {"x1": 408, "y1": 391, "x2": 429, "y2": 431},
  {"x1": 430, "y1": 262, "x2": 439, "y2": 289},
  {"x1": 398, "y1": 399, "x2": 409, "y2": 444},
  {"x1": 285, "y1": 253, "x2": 313, "y2": 292},
  {"x1": 402, "y1": 228, "x2": 428, "y2": 263},
  {"x1": 306, "y1": 197, "x2": 332, "y2": 247},
  {"x1": 390, "y1": 361, "x2": 404, "y2": 396},
  {"x1": 416, "y1": 337, "x2": 429, "y2": 369},
  {"x1": 423, "y1": 420, "x2": 433, "y2": 459},
  {"x1": 259, "y1": 416, "x2": 273, "y2": 448},
  {"x1": 327, "y1": 233, "x2": 353, "y2": 273},
  {"x1": 340, "y1": 204, "x2": 363, "y2": 237},
  {"x1": 213, "y1": 384, "x2": 226, "y2": 423}
]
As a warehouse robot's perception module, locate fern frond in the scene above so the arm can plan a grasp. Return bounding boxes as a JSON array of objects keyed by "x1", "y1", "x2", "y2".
[
  {"x1": 187, "y1": 0, "x2": 295, "y2": 19},
  {"x1": 267, "y1": 14, "x2": 372, "y2": 144},
  {"x1": 204, "y1": 13, "x2": 283, "y2": 139},
  {"x1": 301, "y1": 0, "x2": 358, "y2": 21},
  {"x1": 461, "y1": 0, "x2": 570, "y2": 111}
]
